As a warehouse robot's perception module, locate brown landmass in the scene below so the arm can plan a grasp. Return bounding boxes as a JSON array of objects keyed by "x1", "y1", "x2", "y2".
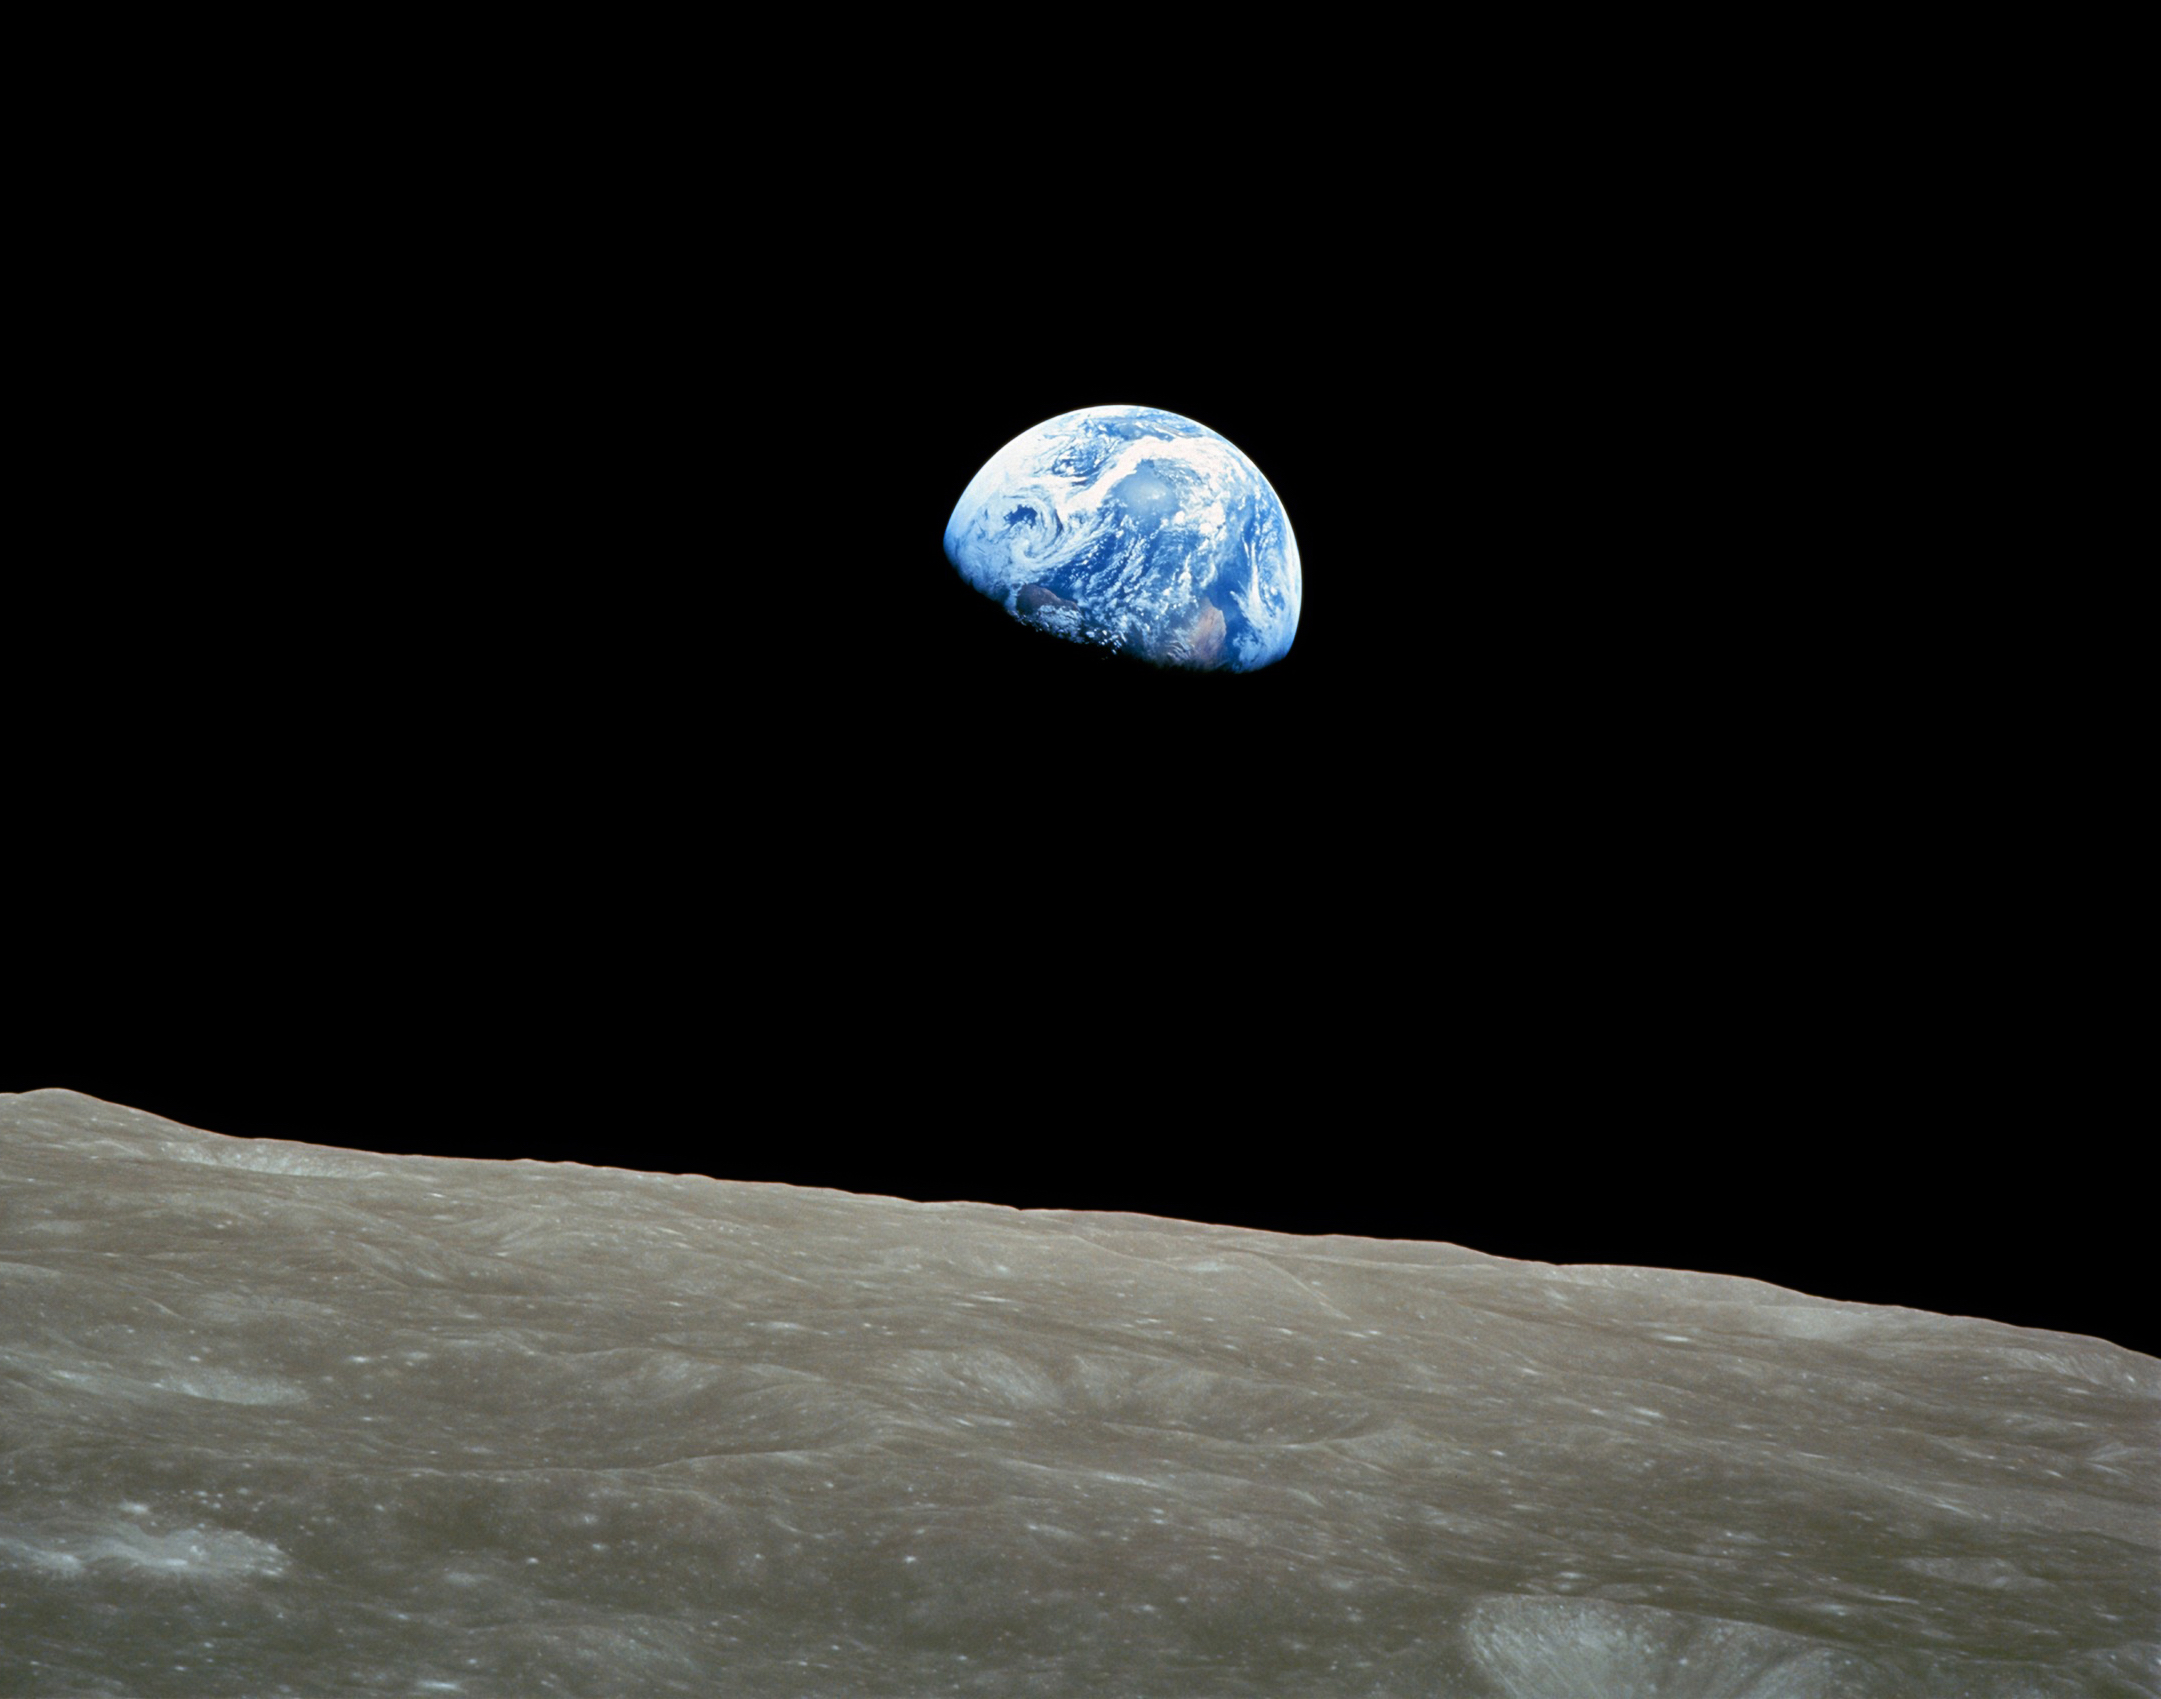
[
  {"x1": 1017, "y1": 583, "x2": 1079, "y2": 614},
  {"x1": 1187, "y1": 601, "x2": 1225, "y2": 664},
  {"x1": 1169, "y1": 601, "x2": 1226, "y2": 666}
]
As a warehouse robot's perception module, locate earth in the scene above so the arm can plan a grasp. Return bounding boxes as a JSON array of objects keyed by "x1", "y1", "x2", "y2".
[{"x1": 943, "y1": 405, "x2": 1301, "y2": 671}]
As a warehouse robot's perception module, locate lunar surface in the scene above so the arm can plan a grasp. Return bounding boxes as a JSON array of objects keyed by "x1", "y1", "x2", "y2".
[{"x1": 1, "y1": 1090, "x2": 2155, "y2": 1696}]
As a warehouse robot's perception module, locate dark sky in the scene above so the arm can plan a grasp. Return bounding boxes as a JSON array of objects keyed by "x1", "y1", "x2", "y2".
[{"x1": 9, "y1": 140, "x2": 2153, "y2": 1360}]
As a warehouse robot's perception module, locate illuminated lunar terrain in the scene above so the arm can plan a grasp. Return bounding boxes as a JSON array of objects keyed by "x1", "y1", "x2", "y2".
[{"x1": 0, "y1": 1090, "x2": 2154, "y2": 1696}]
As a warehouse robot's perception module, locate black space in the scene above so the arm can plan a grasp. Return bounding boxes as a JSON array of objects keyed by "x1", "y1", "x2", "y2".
[{"x1": 9, "y1": 105, "x2": 2155, "y2": 1360}]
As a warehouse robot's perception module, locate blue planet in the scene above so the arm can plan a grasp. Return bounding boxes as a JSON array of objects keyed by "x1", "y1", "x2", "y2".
[{"x1": 943, "y1": 405, "x2": 1301, "y2": 671}]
